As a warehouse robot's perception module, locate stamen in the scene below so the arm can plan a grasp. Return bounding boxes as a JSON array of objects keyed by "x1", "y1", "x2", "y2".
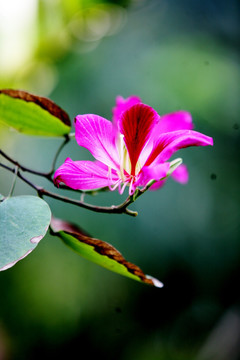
[
  {"x1": 107, "y1": 166, "x2": 113, "y2": 191},
  {"x1": 119, "y1": 181, "x2": 128, "y2": 195},
  {"x1": 119, "y1": 134, "x2": 125, "y2": 180},
  {"x1": 109, "y1": 179, "x2": 121, "y2": 192}
]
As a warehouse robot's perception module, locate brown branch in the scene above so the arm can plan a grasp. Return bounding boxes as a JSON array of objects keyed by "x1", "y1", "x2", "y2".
[
  {"x1": 0, "y1": 163, "x2": 137, "y2": 216},
  {"x1": 0, "y1": 135, "x2": 69, "y2": 181},
  {"x1": 0, "y1": 149, "x2": 51, "y2": 178}
]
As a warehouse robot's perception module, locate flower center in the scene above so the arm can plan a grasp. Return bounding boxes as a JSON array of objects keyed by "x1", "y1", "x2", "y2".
[
  {"x1": 117, "y1": 133, "x2": 142, "y2": 180},
  {"x1": 107, "y1": 133, "x2": 143, "y2": 195}
]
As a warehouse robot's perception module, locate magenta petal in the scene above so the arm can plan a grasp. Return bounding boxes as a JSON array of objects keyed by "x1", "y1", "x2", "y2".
[
  {"x1": 171, "y1": 164, "x2": 189, "y2": 184},
  {"x1": 136, "y1": 162, "x2": 170, "y2": 188},
  {"x1": 112, "y1": 95, "x2": 142, "y2": 124},
  {"x1": 74, "y1": 114, "x2": 119, "y2": 170},
  {"x1": 119, "y1": 103, "x2": 160, "y2": 175},
  {"x1": 150, "y1": 163, "x2": 189, "y2": 191},
  {"x1": 54, "y1": 158, "x2": 119, "y2": 190},
  {"x1": 153, "y1": 110, "x2": 193, "y2": 134},
  {"x1": 149, "y1": 163, "x2": 188, "y2": 191},
  {"x1": 145, "y1": 130, "x2": 214, "y2": 165},
  {"x1": 140, "y1": 111, "x2": 193, "y2": 164},
  {"x1": 149, "y1": 179, "x2": 166, "y2": 190}
]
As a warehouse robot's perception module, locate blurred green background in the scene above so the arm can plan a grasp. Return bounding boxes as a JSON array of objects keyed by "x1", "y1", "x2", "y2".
[{"x1": 0, "y1": 0, "x2": 240, "y2": 359}]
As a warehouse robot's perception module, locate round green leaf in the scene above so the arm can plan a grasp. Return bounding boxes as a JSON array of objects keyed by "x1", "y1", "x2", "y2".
[
  {"x1": 51, "y1": 217, "x2": 163, "y2": 288},
  {"x1": 0, "y1": 196, "x2": 51, "y2": 271},
  {"x1": 0, "y1": 89, "x2": 71, "y2": 137}
]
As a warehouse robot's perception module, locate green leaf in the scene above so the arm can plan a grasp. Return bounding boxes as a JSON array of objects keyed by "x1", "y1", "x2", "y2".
[
  {"x1": 0, "y1": 89, "x2": 71, "y2": 137},
  {"x1": 0, "y1": 196, "x2": 51, "y2": 271},
  {"x1": 50, "y1": 217, "x2": 163, "y2": 288}
]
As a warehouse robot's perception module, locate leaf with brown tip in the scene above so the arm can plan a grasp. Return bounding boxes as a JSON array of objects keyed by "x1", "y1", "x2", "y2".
[
  {"x1": 0, "y1": 89, "x2": 71, "y2": 136},
  {"x1": 50, "y1": 217, "x2": 163, "y2": 287}
]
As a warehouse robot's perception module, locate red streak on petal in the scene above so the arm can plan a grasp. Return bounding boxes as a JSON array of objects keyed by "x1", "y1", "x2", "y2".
[
  {"x1": 144, "y1": 136, "x2": 171, "y2": 166},
  {"x1": 145, "y1": 130, "x2": 213, "y2": 166},
  {"x1": 119, "y1": 104, "x2": 159, "y2": 175}
]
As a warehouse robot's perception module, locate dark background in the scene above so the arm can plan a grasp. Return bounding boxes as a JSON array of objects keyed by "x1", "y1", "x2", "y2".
[{"x1": 0, "y1": 0, "x2": 240, "y2": 359}]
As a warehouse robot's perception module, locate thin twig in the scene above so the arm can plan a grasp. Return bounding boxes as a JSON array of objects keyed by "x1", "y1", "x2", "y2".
[
  {"x1": 0, "y1": 146, "x2": 110, "y2": 196},
  {"x1": 0, "y1": 163, "x2": 137, "y2": 216},
  {"x1": 39, "y1": 188, "x2": 137, "y2": 216},
  {"x1": 48, "y1": 135, "x2": 70, "y2": 176},
  {"x1": 0, "y1": 135, "x2": 69, "y2": 181},
  {"x1": 7, "y1": 165, "x2": 19, "y2": 198},
  {"x1": 0, "y1": 163, "x2": 40, "y2": 192},
  {"x1": 0, "y1": 149, "x2": 49, "y2": 177}
]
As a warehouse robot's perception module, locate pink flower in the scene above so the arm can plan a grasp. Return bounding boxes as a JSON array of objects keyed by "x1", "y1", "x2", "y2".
[{"x1": 54, "y1": 96, "x2": 213, "y2": 195}]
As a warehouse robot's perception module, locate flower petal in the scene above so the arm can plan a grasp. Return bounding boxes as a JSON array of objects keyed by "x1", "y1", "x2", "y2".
[
  {"x1": 154, "y1": 111, "x2": 193, "y2": 134},
  {"x1": 54, "y1": 158, "x2": 119, "y2": 190},
  {"x1": 143, "y1": 112, "x2": 193, "y2": 165},
  {"x1": 119, "y1": 103, "x2": 160, "y2": 175},
  {"x1": 136, "y1": 162, "x2": 170, "y2": 188},
  {"x1": 145, "y1": 130, "x2": 214, "y2": 166},
  {"x1": 171, "y1": 163, "x2": 189, "y2": 184},
  {"x1": 149, "y1": 179, "x2": 166, "y2": 190},
  {"x1": 149, "y1": 163, "x2": 188, "y2": 191},
  {"x1": 74, "y1": 114, "x2": 119, "y2": 170},
  {"x1": 112, "y1": 95, "x2": 142, "y2": 125}
]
